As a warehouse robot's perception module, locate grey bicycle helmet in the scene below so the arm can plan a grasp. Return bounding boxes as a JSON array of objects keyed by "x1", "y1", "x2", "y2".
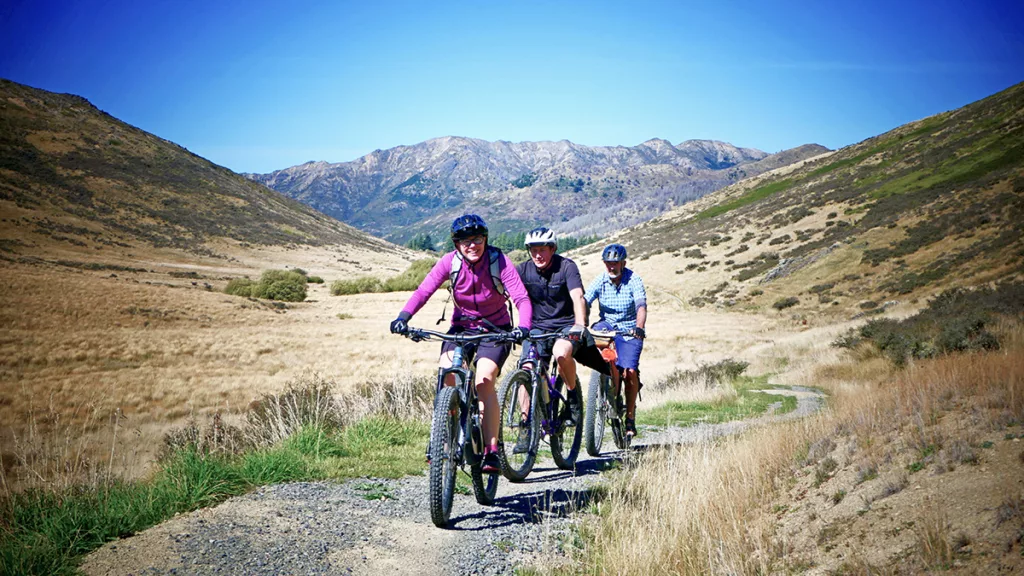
[
  {"x1": 451, "y1": 214, "x2": 488, "y2": 240},
  {"x1": 601, "y1": 243, "x2": 627, "y2": 262},
  {"x1": 524, "y1": 227, "x2": 556, "y2": 247}
]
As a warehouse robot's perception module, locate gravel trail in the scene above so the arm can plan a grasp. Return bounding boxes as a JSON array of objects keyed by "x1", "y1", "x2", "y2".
[{"x1": 81, "y1": 387, "x2": 822, "y2": 576}]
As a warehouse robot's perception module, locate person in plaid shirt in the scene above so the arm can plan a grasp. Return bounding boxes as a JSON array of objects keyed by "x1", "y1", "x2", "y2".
[{"x1": 584, "y1": 243, "x2": 647, "y2": 438}]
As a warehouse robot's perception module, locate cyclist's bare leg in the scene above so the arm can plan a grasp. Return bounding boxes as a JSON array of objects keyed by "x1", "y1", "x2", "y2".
[
  {"x1": 474, "y1": 357, "x2": 501, "y2": 449},
  {"x1": 552, "y1": 339, "x2": 576, "y2": 390},
  {"x1": 518, "y1": 361, "x2": 534, "y2": 420},
  {"x1": 438, "y1": 350, "x2": 458, "y2": 387},
  {"x1": 624, "y1": 368, "x2": 639, "y2": 419}
]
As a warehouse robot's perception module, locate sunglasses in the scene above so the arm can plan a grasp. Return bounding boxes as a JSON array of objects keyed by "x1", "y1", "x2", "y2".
[{"x1": 457, "y1": 236, "x2": 486, "y2": 247}]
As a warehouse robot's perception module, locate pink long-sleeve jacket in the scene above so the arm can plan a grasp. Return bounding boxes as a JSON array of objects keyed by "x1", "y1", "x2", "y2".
[{"x1": 401, "y1": 250, "x2": 532, "y2": 330}]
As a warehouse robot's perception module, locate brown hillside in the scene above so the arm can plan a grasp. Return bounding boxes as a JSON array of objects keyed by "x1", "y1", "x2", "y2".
[
  {"x1": 574, "y1": 81, "x2": 1024, "y2": 321},
  {"x1": 0, "y1": 78, "x2": 397, "y2": 255}
]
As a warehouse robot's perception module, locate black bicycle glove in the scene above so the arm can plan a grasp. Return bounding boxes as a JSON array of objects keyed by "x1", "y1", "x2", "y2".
[
  {"x1": 632, "y1": 327, "x2": 646, "y2": 340},
  {"x1": 567, "y1": 324, "x2": 588, "y2": 342},
  {"x1": 510, "y1": 326, "x2": 529, "y2": 343},
  {"x1": 390, "y1": 317, "x2": 409, "y2": 335}
]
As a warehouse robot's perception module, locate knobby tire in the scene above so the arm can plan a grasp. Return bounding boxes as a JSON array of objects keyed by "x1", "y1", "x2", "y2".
[
  {"x1": 497, "y1": 369, "x2": 539, "y2": 482},
  {"x1": 584, "y1": 371, "x2": 607, "y2": 456},
  {"x1": 550, "y1": 375, "x2": 583, "y2": 470},
  {"x1": 429, "y1": 385, "x2": 461, "y2": 527}
]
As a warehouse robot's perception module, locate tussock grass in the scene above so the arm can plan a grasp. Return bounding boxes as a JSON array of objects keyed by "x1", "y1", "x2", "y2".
[
  {"x1": 562, "y1": 320, "x2": 1024, "y2": 575},
  {"x1": 0, "y1": 372, "x2": 432, "y2": 576}
]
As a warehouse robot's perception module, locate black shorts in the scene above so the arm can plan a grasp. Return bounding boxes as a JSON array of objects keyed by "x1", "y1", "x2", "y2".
[
  {"x1": 521, "y1": 326, "x2": 610, "y2": 376},
  {"x1": 441, "y1": 325, "x2": 512, "y2": 369}
]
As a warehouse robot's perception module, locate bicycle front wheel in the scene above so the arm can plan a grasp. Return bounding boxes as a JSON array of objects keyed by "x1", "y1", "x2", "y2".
[
  {"x1": 550, "y1": 375, "x2": 583, "y2": 470},
  {"x1": 429, "y1": 385, "x2": 461, "y2": 527},
  {"x1": 584, "y1": 371, "x2": 608, "y2": 456},
  {"x1": 497, "y1": 369, "x2": 538, "y2": 482}
]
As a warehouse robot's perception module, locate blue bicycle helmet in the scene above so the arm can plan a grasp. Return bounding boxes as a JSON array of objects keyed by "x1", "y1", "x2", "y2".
[
  {"x1": 451, "y1": 214, "x2": 488, "y2": 240},
  {"x1": 601, "y1": 243, "x2": 627, "y2": 262}
]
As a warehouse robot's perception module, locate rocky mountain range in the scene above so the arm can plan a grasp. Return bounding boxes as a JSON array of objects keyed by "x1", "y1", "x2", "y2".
[{"x1": 248, "y1": 137, "x2": 829, "y2": 244}]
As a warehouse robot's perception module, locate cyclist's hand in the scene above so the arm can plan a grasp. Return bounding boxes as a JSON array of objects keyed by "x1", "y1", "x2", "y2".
[
  {"x1": 510, "y1": 326, "x2": 529, "y2": 343},
  {"x1": 632, "y1": 327, "x2": 646, "y2": 340},
  {"x1": 390, "y1": 317, "x2": 409, "y2": 335},
  {"x1": 567, "y1": 324, "x2": 588, "y2": 342}
]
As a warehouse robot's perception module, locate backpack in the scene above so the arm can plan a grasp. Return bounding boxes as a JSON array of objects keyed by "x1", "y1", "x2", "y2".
[{"x1": 437, "y1": 246, "x2": 514, "y2": 326}]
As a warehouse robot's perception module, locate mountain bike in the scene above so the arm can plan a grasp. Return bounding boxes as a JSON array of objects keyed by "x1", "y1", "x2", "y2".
[
  {"x1": 584, "y1": 328, "x2": 632, "y2": 455},
  {"x1": 496, "y1": 331, "x2": 584, "y2": 482},
  {"x1": 402, "y1": 327, "x2": 516, "y2": 527}
]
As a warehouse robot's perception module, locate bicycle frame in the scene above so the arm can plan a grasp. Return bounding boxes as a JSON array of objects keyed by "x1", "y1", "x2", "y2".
[
  {"x1": 591, "y1": 329, "x2": 624, "y2": 408},
  {"x1": 517, "y1": 333, "x2": 569, "y2": 438},
  {"x1": 403, "y1": 327, "x2": 514, "y2": 526}
]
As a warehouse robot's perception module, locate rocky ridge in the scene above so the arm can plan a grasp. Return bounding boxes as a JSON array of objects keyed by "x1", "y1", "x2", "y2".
[{"x1": 248, "y1": 137, "x2": 828, "y2": 243}]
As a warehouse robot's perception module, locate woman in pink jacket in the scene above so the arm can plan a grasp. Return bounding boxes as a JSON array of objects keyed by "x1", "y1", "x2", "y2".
[{"x1": 390, "y1": 214, "x2": 532, "y2": 473}]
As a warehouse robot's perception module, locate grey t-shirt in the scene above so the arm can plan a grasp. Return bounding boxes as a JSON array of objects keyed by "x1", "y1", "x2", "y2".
[{"x1": 516, "y1": 254, "x2": 584, "y2": 331}]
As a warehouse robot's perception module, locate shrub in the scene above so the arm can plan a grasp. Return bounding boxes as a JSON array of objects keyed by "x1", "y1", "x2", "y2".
[
  {"x1": 331, "y1": 276, "x2": 383, "y2": 295},
  {"x1": 331, "y1": 259, "x2": 437, "y2": 296},
  {"x1": 307, "y1": 276, "x2": 324, "y2": 284},
  {"x1": 849, "y1": 284, "x2": 1023, "y2": 365},
  {"x1": 683, "y1": 248, "x2": 705, "y2": 259},
  {"x1": 773, "y1": 296, "x2": 799, "y2": 310},
  {"x1": 225, "y1": 278, "x2": 256, "y2": 297},
  {"x1": 382, "y1": 259, "x2": 436, "y2": 292},
  {"x1": 251, "y1": 270, "x2": 307, "y2": 302}
]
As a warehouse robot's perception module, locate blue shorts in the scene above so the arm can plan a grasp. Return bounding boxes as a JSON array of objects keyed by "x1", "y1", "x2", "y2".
[{"x1": 614, "y1": 335, "x2": 643, "y2": 370}]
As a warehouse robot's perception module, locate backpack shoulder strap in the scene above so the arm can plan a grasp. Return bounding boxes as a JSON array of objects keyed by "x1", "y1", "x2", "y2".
[
  {"x1": 449, "y1": 252, "x2": 464, "y2": 289},
  {"x1": 487, "y1": 246, "x2": 506, "y2": 297}
]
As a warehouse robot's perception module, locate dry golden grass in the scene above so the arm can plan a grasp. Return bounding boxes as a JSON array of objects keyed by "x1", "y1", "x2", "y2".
[{"x1": 563, "y1": 323, "x2": 1024, "y2": 575}]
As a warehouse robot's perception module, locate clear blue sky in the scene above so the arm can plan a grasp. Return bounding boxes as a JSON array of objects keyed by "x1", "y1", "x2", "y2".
[{"x1": 2, "y1": 0, "x2": 1022, "y2": 174}]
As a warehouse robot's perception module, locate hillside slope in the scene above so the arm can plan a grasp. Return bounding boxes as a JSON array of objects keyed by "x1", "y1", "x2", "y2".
[
  {"x1": 581, "y1": 80, "x2": 1024, "y2": 318},
  {"x1": 249, "y1": 135, "x2": 828, "y2": 243},
  {"x1": 0, "y1": 78, "x2": 398, "y2": 257}
]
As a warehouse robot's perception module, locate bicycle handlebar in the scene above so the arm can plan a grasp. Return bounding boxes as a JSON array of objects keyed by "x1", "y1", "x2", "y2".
[{"x1": 403, "y1": 327, "x2": 517, "y2": 344}]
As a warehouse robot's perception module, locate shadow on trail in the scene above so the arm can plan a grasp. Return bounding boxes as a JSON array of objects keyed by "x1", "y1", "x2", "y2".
[{"x1": 446, "y1": 451, "x2": 643, "y2": 531}]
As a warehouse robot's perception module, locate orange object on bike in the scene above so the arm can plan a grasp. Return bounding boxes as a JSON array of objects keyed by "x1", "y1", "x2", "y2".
[{"x1": 600, "y1": 348, "x2": 618, "y2": 363}]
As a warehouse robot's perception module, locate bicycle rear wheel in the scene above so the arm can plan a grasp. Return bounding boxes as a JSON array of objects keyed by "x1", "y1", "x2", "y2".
[
  {"x1": 550, "y1": 375, "x2": 583, "y2": 470},
  {"x1": 497, "y1": 369, "x2": 538, "y2": 482},
  {"x1": 429, "y1": 385, "x2": 461, "y2": 527},
  {"x1": 584, "y1": 371, "x2": 608, "y2": 456}
]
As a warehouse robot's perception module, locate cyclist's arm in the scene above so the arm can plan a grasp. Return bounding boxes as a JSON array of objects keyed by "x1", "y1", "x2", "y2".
[
  {"x1": 500, "y1": 253, "x2": 533, "y2": 329},
  {"x1": 636, "y1": 304, "x2": 647, "y2": 331},
  {"x1": 400, "y1": 253, "x2": 453, "y2": 319},
  {"x1": 570, "y1": 286, "x2": 587, "y2": 327},
  {"x1": 564, "y1": 259, "x2": 586, "y2": 327}
]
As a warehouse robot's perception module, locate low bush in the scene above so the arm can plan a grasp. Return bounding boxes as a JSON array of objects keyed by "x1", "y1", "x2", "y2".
[
  {"x1": 307, "y1": 276, "x2": 324, "y2": 284},
  {"x1": 251, "y1": 270, "x2": 307, "y2": 302},
  {"x1": 331, "y1": 259, "x2": 437, "y2": 296},
  {"x1": 224, "y1": 278, "x2": 256, "y2": 297},
  {"x1": 846, "y1": 283, "x2": 1024, "y2": 366},
  {"x1": 331, "y1": 276, "x2": 383, "y2": 295},
  {"x1": 225, "y1": 270, "x2": 308, "y2": 301},
  {"x1": 773, "y1": 296, "x2": 799, "y2": 310}
]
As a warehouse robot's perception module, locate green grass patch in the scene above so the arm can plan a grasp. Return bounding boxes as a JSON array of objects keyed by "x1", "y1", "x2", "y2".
[
  {"x1": 695, "y1": 179, "x2": 793, "y2": 221},
  {"x1": 0, "y1": 418, "x2": 429, "y2": 575},
  {"x1": 636, "y1": 376, "x2": 797, "y2": 427}
]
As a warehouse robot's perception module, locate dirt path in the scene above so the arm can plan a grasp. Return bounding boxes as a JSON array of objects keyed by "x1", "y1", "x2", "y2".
[{"x1": 81, "y1": 388, "x2": 823, "y2": 576}]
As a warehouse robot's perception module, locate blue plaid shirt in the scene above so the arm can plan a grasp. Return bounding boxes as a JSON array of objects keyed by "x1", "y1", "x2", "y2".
[{"x1": 584, "y1": 268, "x2": 647, "y2": 331}]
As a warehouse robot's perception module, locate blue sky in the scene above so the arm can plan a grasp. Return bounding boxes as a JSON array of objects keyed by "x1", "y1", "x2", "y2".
[{"x1": 2, "y1": 0, "x2": 1022, "y2": 174}]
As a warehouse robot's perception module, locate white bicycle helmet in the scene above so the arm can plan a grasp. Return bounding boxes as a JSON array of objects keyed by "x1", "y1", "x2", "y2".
[{"x1": 524, "y1": 227, "x2": 556, "y2": 247}]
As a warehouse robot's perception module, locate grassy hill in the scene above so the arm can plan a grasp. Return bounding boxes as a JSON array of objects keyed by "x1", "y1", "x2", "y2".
[
  {"x1": 0, "y1": 78, "x2": 397, "y2": 256},
  {"x1": 580, "y1": 80, "x2": 1023, "y2": 316}
]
